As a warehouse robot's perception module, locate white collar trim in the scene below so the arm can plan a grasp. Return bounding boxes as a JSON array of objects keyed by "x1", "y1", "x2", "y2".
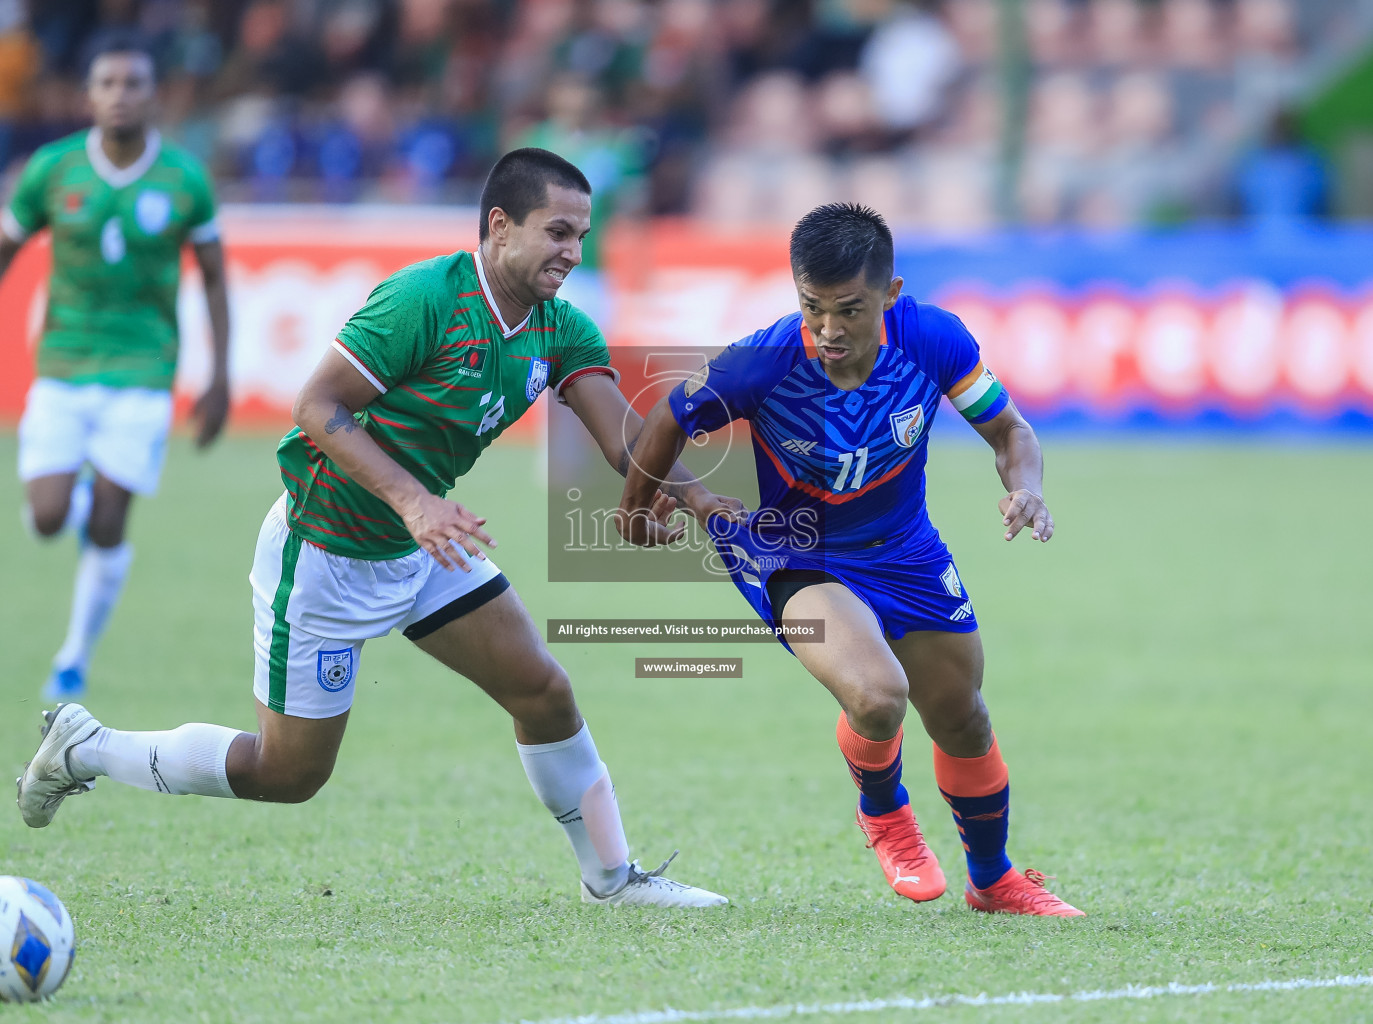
[
  {"x1": 472, "y1": 248, "x2": 533, "y2": 339},
  {"x1": 87, "y1": 128, "x2": 161, "y2": 189}
]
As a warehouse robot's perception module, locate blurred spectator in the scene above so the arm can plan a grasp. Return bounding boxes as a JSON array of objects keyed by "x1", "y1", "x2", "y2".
[
  {"x1": 942, "y1": 0, "x2": 996, "y2": 64},
  {"x1": 157, "y1": 0, "x2": 224, "y2": 161},
  {"x1": 1086, "y1": 0, "x2": 1152, "y2": 67},
  {"x1": 549, "y1": 0, "x2": 648, "y2": 109},
  {"x1": 517, "y1": 72, "x2": 646, "y2": 320},
  {"x1": 1236, "y1": 0, "x2": 1300, "y2": 60},
  {"x1": 1021, "y1": 71, "x2": 1100, "y2": 223},
  {"x1": 216, "y1": 1, "x2": 324, "y2": 98},
  {"x1": 318, "y1": 0, "x2": 398, "y2": 86},
  {"x1": 0, "y1": 0, "x2": 1365, "y2": 231},
  {"x1": 786, "y1": 0, "x2": 879, "y2": 82},
  {"x1": 858, "y1": 1, "x2": 962, "y2": 138},
  {"x1": 1159, "y1": 0, "x2": 1226, "y2": 71},
  {"x1": 814, "y1": 71, "x2": 884, "y2": 156},
  {"x1": 1235, "y1": 108, "x2": 1329, "y2": 224},
  {"x1": 1025, "y1": 0, "x2": 1078, "y2": 66},
  {"x1": 0, "y1": 1, "x2": 40, "y2": 171},
  {"x1": 30, "y1": 0, "x2": 98, "y2": 73},
  {"x1": 635, "y1": 0, "x2": 721, "y2": 213}
]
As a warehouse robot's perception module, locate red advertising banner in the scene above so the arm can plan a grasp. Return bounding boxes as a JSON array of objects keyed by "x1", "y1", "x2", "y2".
[
  {"x1": 3, "y1": 212, "x2": 1371, "y2": 433},
  {"x1": 0, "y1": 207, "x2": 482, "y2": 430},
  {"x1": 941, "y1": 283, "x2": 1373, "y2": 420}
]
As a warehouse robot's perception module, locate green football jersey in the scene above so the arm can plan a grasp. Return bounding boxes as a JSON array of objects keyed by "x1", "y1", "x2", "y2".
[
  {"x1": 276, "y1": 250, "x2": 614, "y2": 559},
  {"x1": 4, "y1": 128, "x2": 218, "y2": 390}
]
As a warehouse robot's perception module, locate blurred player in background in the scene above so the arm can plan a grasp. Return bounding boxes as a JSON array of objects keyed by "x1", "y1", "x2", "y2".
[
  {"x1": 0, "y1": 33, "x2": 231, "y2": 700},
  {"x1": 619, "y1": 203, "x2": 1083, "y2": 917},
  {"x1": 19, "y1": 148, "x2": 727, "y2": 908},
  {"x1": 516, "y1": 73, "x2": 646, "y2": 327}
]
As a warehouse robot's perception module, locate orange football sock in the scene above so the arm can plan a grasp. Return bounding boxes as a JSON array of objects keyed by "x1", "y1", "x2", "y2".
[
  {"x1": 836, "y1": 712, "x2": 908, "y2": 816},
  {"x1": 932, "y1": 734, "x2": 1012, "y2": 889}
]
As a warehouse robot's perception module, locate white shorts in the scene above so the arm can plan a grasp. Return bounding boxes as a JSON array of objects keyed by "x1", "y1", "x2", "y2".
[
  {"x1": 18, "y1": 378, "x2": 174, "y2": 495},
  {"x1": 250, "y1": 494, "x2": 507, "y2": 719}
]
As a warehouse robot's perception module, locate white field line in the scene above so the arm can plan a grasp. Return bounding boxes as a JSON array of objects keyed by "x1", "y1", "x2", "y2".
[{"x1": 516, "y1": 973, "x2": 1373, "y2": 1024}]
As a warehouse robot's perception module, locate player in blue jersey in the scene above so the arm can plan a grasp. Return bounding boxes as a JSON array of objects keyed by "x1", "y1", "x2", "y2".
[{"x1": 617, "y1": 204, "x2": 1082, "y2": 916}]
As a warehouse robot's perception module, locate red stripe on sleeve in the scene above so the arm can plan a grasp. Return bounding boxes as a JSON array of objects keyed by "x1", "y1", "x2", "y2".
[
  {"x1": 558, "y1": 366, "x2": 616, "y2": 392},
  {"x1": 333, "y1": 338, "x2": 387, "y2": 387}
]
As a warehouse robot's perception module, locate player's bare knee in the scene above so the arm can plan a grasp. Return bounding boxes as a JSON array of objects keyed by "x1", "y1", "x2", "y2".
[
  {"x1": 279, "y1": 769, "x2": 331, "y2": 803},
  {"x1": 229, "y1": 737, "x2": 333, "y2": 803},
  {"x1": 531, "y1": 661, "x2": 578, "y2": 720},
  {"x1": 507, "y1": 659, "x2": 579, "y2": 733},
  {"x1": 257, "y1": 762, "x2": 332, "y2": 803},
  {"x1": 845, "y1": 680, "x2": 909, "y2": 738},
  {"x1": 29, "y1": 504, "x2": 68, "y2": 538},
  {"x1": 920, "y1": 697, "x2": 992, "y2": 752}
]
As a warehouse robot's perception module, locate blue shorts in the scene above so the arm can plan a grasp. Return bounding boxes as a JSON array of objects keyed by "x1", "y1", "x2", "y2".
[{"x1": 706, "y1": 517, "x2": 978, "y2": 648}]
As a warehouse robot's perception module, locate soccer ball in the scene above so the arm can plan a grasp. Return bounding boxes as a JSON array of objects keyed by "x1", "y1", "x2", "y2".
[{"x1": 0, "y1": 877, "x2": 76, "y2": 1002}]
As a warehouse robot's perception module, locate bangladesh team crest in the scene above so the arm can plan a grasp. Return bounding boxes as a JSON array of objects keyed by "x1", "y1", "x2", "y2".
[
  {"x1": 317, "y1": 649, "x2": 354, "y2": 692},
  {"x1": 135, "y1": 189, "x2": 172, "y2": 235},
  {"x1": 889, "y1": 404, "x2": 925, "y2": 448},
  {"x1": 526, "y1": 358, "x2": 551, "y2": 401}
]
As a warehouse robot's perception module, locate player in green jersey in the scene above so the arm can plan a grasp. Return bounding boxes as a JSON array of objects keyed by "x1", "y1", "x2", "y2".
[
  {"x1": 0, "y1": 34, "x2": 231, "y2": 700},
  {"x1": 19, "y1": 148, "x2": 736, "y2": 907}
]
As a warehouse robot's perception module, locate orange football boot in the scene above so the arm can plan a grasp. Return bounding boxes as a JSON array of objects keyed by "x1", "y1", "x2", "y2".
[
  {"x1": 964, "y1": 868, "x2": 1084, "y2": 917},
  {"x1": 856, "y1": 805, "x2": 946, "y2": 902}
]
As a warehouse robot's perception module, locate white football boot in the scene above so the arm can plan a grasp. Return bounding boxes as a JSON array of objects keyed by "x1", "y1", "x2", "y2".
[
  {"x1": 581, "y1": 852, "x2": 728, "y2": 907},
  {"x1": 16, "y1": 703, "x2": 101, "y2": 828}
]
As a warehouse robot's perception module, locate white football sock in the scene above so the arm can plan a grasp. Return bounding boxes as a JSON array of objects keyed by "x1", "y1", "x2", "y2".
[
  {"x1": 53, "y1": 540, "x2": 134, "y2": 671},
  {"x1": 70, "y1": 723, "x2": 239, "y2": 798},
  {"x1": 517, "y1": 722, "x2": 631, "y2": 894}
]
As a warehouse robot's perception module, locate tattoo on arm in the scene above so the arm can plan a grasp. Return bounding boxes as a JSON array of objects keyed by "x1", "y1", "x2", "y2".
[{"x1": 324, "y1": 403, "x2": 357, "y2": 435}]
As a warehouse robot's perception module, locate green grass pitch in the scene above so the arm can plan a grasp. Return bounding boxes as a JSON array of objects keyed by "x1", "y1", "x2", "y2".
[{"x1": 1, "y1": 431, "x2": 1370, "y2": 1023}]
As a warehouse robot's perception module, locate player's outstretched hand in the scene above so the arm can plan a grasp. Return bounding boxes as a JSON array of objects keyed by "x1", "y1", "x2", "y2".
[
  {"x1": 401, "y1": 491, "x2": 496, "y2": 570},
  {"x1": 193, "y1": 375, "x2": 230, "y2": 449},
  {"x1": 999, "y1": 489, "x2": 1054, "y2": 543},
  {"x1": 615, "y1": 490, "x2": 687, "y2": 548}
]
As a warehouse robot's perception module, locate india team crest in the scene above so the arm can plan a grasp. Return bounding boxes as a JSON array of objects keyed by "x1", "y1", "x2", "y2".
[
  {"x1": 889, "y1": 404, "x2": 925, "y2": 448},
  {"x1": 135, "y1": 189, "x2": 172, "y2": 234},
  {"x1": 317, "y1": 649, "x2": 354, "y2": 692},
  {"x1": 526, "y1": 358, "x2": 551, "y2": 401},
  {"x1": 940, "y1": 563, "x2": 963, "y2": 598}
]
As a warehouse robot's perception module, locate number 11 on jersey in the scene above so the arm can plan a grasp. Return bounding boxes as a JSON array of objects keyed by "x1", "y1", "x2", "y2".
[{"x1": 833, "y1": 447, "x2": 868, "y2": 492}]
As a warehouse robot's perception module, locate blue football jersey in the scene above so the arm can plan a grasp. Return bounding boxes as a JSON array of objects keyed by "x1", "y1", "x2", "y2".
[{"x1": 669, "y1": 296, "x2": 1009, "y2": 555}]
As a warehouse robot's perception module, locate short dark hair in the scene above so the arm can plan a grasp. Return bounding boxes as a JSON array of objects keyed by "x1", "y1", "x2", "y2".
[
  {"x1": 479, "y1": 148, "x2": 592, "y2": 241},
  {"x1": 789, "y1": 203, "x2": 894, "y2": 289},
  {"x1": 84, "y1": 29, "x2": 158, "y2": 80}
]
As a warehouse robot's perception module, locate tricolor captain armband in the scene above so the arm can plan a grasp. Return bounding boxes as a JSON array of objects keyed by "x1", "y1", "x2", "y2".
[{"x1": 947, "y1": 361, "x2": 1009, "y2": 424}]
